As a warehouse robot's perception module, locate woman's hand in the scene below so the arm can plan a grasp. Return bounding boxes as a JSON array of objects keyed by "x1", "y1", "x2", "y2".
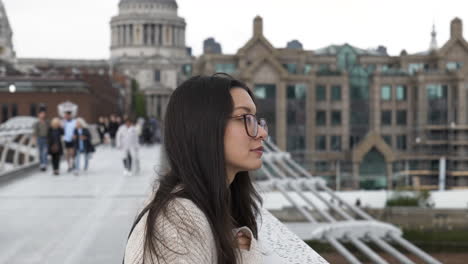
[{"x1": 236, "y1": 231, "x2": 251, "y2": 250}]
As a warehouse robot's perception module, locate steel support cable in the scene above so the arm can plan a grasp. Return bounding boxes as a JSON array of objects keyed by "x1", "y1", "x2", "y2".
[
  {"x1": 268, "y1": 160, "x2": 336, "y2": 223},
  {"x1": 13, "y1": 135, "x2": 28, "y2": 167},
  {"x1": 348, "y1": 235, "x2": 389, "y2": 264},
  {"x1": 388, "y1": 233, "x2": 443, "y2": 264},
  {"x1": 320, "y1": 185, "x2": 374, "y2": 221},
  {"x1": 260, "y1": 166, "x2": 317, "y2": 223},
  {"x1": 306, "y1": 183, "x2": 354, "y2": 220},
  {"x1": 325, "y1": 234, "x2": 362, "y2": 264},
  {"x1": 367, "y1": 234, "x2": 416, "y2": 264},
  {"x1": 0, "y1": 137, "x2": 12, "y2": 171},
  {"x1": 25, "y1": 134, "x2": 35, "y2": 165}
]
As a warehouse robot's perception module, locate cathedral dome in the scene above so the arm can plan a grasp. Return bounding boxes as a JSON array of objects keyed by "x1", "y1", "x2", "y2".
[{"x1": 119, "y1": 0, "x2": 177, "y2": 8}]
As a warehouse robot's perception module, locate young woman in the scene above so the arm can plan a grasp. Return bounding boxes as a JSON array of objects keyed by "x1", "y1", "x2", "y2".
[
  {"x1": 124, "y1": 75, "x2": 268, "y2": 263},
  {"x1": 47, "y1": 117, "x2": 64, "y2": 176}
]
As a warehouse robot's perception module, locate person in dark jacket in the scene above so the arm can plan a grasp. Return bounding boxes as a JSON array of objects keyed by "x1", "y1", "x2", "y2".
[
  {"x1": 72, "y1": 118, "x2": 94, "y2": 175},
  {"x1": 108, "y1": 114, "x2": 119, "y2": 147},
  {"x1": 47, "y1": 117, "x2": 64, "y2": 176}
]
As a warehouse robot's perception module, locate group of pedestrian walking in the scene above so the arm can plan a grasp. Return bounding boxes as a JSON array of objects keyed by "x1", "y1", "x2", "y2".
[{"x1": 33, "y1": 110, "x2": 94, "y2": 176}]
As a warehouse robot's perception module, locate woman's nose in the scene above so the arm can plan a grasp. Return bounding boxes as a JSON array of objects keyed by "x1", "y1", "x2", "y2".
[{"x1": 256, "y1": 126, "x2": 268, "y2": 141}]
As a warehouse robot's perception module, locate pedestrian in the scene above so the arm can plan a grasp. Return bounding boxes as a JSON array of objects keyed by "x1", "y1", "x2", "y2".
[
  {"x1": 72, "y1": 118, "x2": 94, "y2": 175},
  {"x1": 97, "y1": 116, "x2": 107, "y2": 145},
  {"x1": 123, "y1": 74, "x2": 268, "y2": 263},
  {"x1": 108, "y1": 114, "x2": 119, "y2": 147},
  {"x1": 62, "y1": 111, "x2": 76, "y2": 172},
  {"x1": 47, "y1": 117, "x2": 64, "y2": 176},
  {"x1": 33, "y1": 109, "x2": 49, "y2": 171},
  {"x1": 116, "y1": 117, "x2": 139, "y2": 176}
]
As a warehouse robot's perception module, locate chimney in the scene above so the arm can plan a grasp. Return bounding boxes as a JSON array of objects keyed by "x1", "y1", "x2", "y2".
[
  {"x1": 253, "y1": 16, "x2": 263, "y2": 36},
  {"x1": 451, "y1": 17, "x2": 463, "y2": 39}
]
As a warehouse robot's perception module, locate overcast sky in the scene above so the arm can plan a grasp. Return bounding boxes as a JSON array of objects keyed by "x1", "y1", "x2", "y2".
[{"x1": 3, "y1": 0, "x2": 468, "y2": 59}]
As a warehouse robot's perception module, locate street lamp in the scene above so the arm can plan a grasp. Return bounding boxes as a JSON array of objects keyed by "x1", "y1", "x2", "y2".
[{"x1": 8, "y1": 83, "x2": 16, "y2": 93}]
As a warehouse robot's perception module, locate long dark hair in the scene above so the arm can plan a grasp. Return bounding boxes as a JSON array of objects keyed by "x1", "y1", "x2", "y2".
[{"x1": 133, "y1": 75, "x2": 263, "y2": 264}]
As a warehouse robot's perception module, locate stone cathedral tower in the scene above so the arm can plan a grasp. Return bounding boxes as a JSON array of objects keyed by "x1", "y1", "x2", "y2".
[{"x1": 110, "y1": 0, "x2": 192, "y2": 119}]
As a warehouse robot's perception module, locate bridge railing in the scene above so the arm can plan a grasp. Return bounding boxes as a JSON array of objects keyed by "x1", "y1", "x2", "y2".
[
  {"x1": 0, "y1": 117, "x2": 39, "y2": 182},
  {"x1": 255, "y1": 141, "x2": 443, "y2": 264}
]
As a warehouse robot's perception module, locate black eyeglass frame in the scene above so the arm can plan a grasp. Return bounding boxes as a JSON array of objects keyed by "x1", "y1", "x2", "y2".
[{"x1": 230, "y1": 114, "x2": 268, "y2": 138}]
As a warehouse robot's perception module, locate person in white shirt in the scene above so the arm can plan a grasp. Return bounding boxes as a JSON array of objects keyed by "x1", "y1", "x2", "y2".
[{"x1": 116, "y1": 117, "x2": 139, "y2": 176}]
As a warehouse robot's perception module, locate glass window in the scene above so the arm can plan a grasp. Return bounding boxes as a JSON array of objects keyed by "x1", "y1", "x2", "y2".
[
  {"x1": 331, "y1": 135, "x2": 341, "y2": 151},
  {"x1": 318, "y1": 64, "x2": 329, "y2": 73},
  {"x1": 331, "y1": 85, "x2": 341, "y2": 101},
  {"x1": 397, "y1": 110, "x2": 407, "y2": 125},
  {"x1": 446, "y1": 62, "x2": 463, "y2": 71},
  {"x1": 30, "y1": 104, "x2": 37, "y2": 117},
  {"x1": 283, "y1": 63, "x2": 297, "y2": 74},
  {"x1": 316, "y1": 85, "x2": 326, "y2": 101},
  {"x1": 316, "y1": 111, "x2": 326, "y2": 126},
  {"x1": 11, "y1": 104, "x2": 17, "y2": 117},
  {"x1": 396, "y1": 85, "x2": 406, "y2": 101},
  {"x1": 254, "y1": 84, "x2": 276, "y2": 142},
  {"x1": 396, "y1": 135, "x2": 407, "y2": 150},
  {"x1": 331, "y1": 111, "x2": 341, "y2": 126},
  {"x1": 316, "y1": 135, "x2": 326, "y2": 151},
  {"x1": 408, "y1": 63, "x2": 423, "y2": 75},
  {"x1": 182, "y1": 64, "x2": 192, "y2": 76},
  {"x1": 381, "y1": 85, "x2": 392, "y2": 100},
  {"x1": 315, "y1": 161, "x2": 329, "y2": 172},
  {"x1": 215, "y1": 63, "x2": 236, "y2": 74},
  {"x1": 427, "y1": 84, "x2": 447, "y2": 100},
  {"x1": 381, "y1": 110, "x2": 392, "y2": 126},
  {"x1": 154, "y1": 70, "x2": 161, "y2": 82},
  {"x1": 382, "y1": 135, "x2": 392, "y2": 146},
  {"x1": 287, "y1": 84, "x2": 306, "y2": 100},
  {"x1": 350, "y1": 135, "x2": 361, "y2": 148},
  {"x1": 1, "y1": 104, "x2": 8, "y2": 123},
  {"x1": 304, "y1": 64, "x2": 313, "y2": 74}
]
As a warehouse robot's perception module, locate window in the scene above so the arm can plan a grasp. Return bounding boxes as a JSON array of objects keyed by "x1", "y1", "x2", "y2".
[
  {"x1": 182, "y1": 64, "x2": 192, "y2": 76},
  {"x1": 381, "y1": 110, "x2": 392, "y2": 126},
  {"x1": 254, "y1": 84, "x2": 276, "y2": 99},
  {"x1": 11, "y1": 104, "x2": 18, "y2": 117},
  {"x1": 30, "y1": 104, "x2": 37, "y2": 117},
  {"x1": 315, "y1": 161, "x2": 329, "y2": 172},
  {"x1": 331, "y1": 135, "x2": 341, "y2": 151},
  {"x1": 154, "y1": 70, "x2": 161, "y2": 82},
  {"x1": 446, "y1": 62, "x2": 463, "y2": 71},
  {"x1": 350, "y1": 135, "x2": 361, "y2": 148},
  {"x1": 381, "y1": 85, "x2": 392, "y2": 100},
  {"x1": 215, "y1": 63, "x2": 236, "y2": 74},
  {"x1": 331, "y1": 111, "x2": 341, "y2": 126},
  {"x1": 316, "y1": 135, "x2": 326, "y2": 151},
  {"x1": 396, "y1": 85, "x2": 406, "y2": 101},
  {"x1": 283, "y1": 63, "x2": 297, "y2": 74},
  {"x1": 287, "y1": 84, "x2": 306, "y2": 100},
  {"x1": 396, "y1": 135, "x2": 407, "y2": 150},
  {"x1": 316, "y1": 85, "x2": 326, "y2": 101},
  {"x1": 427, "y1": 84, "x2": 447, "y2": 100},
  {"x1": 397, "y1": 110, "x2": 407, "y2": 125},
  {"x1": 316, "y1": 111, "x2": 326, "y2": 126},
  {"x1": 331, "y1": 85, "x2": 341, "y2": 101},
  {"x1": 304, "y1": 64, "x2": 312, "y2": 74},
  {"x1": 1, "y1": 104, "x2": 8, "y2": 122},
  {"x1": 382, "y1": 135, "x2": 392, "y2": 146}
]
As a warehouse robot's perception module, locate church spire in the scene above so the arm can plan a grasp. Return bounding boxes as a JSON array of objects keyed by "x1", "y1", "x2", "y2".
[
  {"x1": 0, "y1": 0, "x2": 16, "y2": 63},
  {"x1": 429, "y1": 23, "x2": 438, "y2": 51}
]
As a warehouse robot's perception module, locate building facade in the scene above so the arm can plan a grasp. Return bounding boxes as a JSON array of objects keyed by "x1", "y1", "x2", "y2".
[
  {"x1": 194, "y1": 17, "x2": 468, "y2": 191},
  {"x1": 110, "y1": 0, "x2": 193, "y2": 120}
]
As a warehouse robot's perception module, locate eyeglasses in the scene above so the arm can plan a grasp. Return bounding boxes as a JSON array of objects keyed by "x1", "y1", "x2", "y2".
[{"x1": 230, "y1": 114, "x2": 268, "y2": 138}]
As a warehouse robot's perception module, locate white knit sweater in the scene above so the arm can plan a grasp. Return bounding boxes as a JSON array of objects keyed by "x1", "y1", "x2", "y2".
[{"x1": 124, "y1": 198, "x2": 264, "y2": 264}]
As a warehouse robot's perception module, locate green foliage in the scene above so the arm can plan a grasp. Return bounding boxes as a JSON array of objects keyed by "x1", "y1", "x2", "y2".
[
  {"x1": 386, "y1": 196, "x2": 419, "y2": 207},
  {"x1": 131, "y1": 79, "x2": 146, "y2": 117},
  {"x1": 386, "y1": 190, "x2": 431, "y2": 207}
]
